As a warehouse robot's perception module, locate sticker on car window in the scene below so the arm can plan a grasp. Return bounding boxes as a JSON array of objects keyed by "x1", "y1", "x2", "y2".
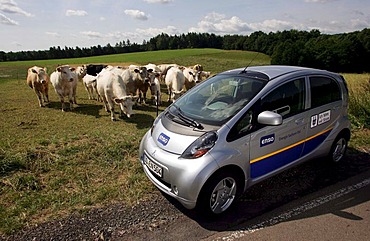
[{"x1": 311, "y1": 110, "x2": 331, "y2": 128}]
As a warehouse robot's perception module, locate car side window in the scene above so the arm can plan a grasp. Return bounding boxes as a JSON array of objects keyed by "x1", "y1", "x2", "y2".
[
  {"x1": 261, "y1": 78, "x2": 305, "y2": 118},
  {"x1": 227, "y1": 109, "x2": 255, "y2": 142},
  {"x1": 309, "y1": 76, "x2": 341, "y2": 108}
]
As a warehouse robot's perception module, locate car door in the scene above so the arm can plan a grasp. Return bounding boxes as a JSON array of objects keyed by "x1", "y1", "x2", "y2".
[
  {"x1": 301, "y1": 75, "x2": 343, "y2": 156},
  {"x1": 248, "y1": 78, "x2": 307, "y2": 179}
]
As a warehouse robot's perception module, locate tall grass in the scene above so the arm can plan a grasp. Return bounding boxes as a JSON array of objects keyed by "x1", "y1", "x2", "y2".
[{"x1": 343, "y1": 73, "x2": 370, "y2": 129}]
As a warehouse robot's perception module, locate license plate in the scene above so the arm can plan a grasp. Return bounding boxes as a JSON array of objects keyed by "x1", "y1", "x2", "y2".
[{"x1": 143, "y1": 154, "x2": 163, "y2": 178}]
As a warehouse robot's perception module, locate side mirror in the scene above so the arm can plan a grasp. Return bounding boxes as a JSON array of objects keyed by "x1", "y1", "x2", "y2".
[{"x1": 257, "y1": 111, "x2": 282, "y2": 126}]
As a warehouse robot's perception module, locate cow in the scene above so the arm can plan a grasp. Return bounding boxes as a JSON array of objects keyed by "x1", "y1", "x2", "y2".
[
  {"x1": 200, "y1": 71, "x2": 211, "y2": 80},
  {"x1": 86, "y1": 64, "x2": 108, "y2": 76},
  {"x1": 50, "y1": 65, "x2": 78, "y2": 111},
  {"x1": 165, "y1": 67, "x2": 185, "y2": 103},
  {"x1": 26, "y1": 66, "x2": 49, "y2": 107},
  {"x1": 74, "y1": 65, "x2": 87, "y2": 81},
  {"x1": 129, "y1": 65, "x2": 150, "y2": 104},
  {"x1": 96, "y1": 70, "x2": 136, "y2": 121},
  {"x1": 182, "y1": 67, "x2": 201, "y2": 91},
  {"x1": 157, "y1": 63, "x2": 179, "y2": 82},
  {"x1": 83, "y1": 74, "x2": 100, "y2": 101},
  {"x1": 150, "y1": 73, "x2": 162, "y2": 106}
]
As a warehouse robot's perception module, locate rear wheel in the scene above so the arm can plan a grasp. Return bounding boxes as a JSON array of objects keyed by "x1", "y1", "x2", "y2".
[
  {"x1": 329, "y1": 135, "x2": 348, "y2": 163},
  {"x1": 197, "y1": 170, "x2": 242, "y2": 215}
]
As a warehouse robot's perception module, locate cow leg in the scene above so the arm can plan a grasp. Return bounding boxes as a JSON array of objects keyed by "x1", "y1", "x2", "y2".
[
  {"x1": 167, "y1": 87, "x2": 171, "y2": 102},
  {"x1": 73, "y1": 86, "x2": 77, "y2": 105},
  {"x1": 107, "y1": 99, "x2": 116, "y2": 121},
  {"x1": 68, "y1": 93, "x2": 73, "y2": 111},
  {"x1": 34, "y1": 89, "x2": 44, "y2": 107}
]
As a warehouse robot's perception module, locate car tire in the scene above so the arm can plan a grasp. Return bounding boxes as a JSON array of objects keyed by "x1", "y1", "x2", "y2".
[
  {"x1": 196, "y1": 170, "x2": 242, "y2": 216},
  {"x1": 329, "y1": 134, "x2": 348, "y2": 163}
]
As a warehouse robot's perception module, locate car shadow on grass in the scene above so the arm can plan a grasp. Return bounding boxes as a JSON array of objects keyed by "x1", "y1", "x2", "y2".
[{"x1": 166, "y1": 147, "x2": 370, "y2": 231}]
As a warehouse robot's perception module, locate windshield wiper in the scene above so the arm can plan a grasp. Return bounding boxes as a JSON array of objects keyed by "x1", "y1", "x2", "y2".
[{"x1": 171, "y1": 106, "x2": 204, "y2": 129}]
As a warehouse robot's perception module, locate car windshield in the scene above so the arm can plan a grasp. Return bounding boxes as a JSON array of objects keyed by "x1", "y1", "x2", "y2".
[{"x1": 174, "y1": 74, "x2": 266, "y2": 126}]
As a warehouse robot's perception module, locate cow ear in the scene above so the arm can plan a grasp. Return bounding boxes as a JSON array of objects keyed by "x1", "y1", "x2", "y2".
[
  {"x1": 71, "y1": 67, "x2": 76, "y2": 71},
  {"x1": 31, "y1": 69, "x2": 38, "y2": 74},
  {"x1": 43, "y1": 67, "x2": 47, "y2": 72},
  {"x1": 134, "y1": 69, "x2": 140, "y2": 73},
  {"x1": 56, "y1": 67, "x2": 62, "y2": 72},
  {"x1": 189, "y1": 71, "x2": 194, "y2": 76}
]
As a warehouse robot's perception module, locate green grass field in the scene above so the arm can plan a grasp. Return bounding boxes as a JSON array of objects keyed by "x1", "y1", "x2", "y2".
[{"x1": 0, "y1": 49, "x2": 369, "y2": 234}]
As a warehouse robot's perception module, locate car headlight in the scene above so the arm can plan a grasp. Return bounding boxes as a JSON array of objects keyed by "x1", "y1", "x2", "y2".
[{"x1": 181, "y1": 132, "x2": 218, "y2": 159}]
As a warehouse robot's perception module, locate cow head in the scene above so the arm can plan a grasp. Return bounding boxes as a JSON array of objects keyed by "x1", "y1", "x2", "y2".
[
  {"x1": 31, "y1": 67, "x2": 48, "y2": 84},
  {"x1": 114, "y1": 95, "x2": 137, "y2": 118},
  {"x1": 56, "y1": 65, "x2": 75, "y2": 82}
]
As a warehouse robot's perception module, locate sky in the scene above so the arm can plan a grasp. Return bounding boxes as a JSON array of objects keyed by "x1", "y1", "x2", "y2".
[{"x1": 0, "y1": 0, "x2": 369, "y2": 52}]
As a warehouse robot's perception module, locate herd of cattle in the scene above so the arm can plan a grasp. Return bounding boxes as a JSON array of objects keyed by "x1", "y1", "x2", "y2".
[{"x1": 26, "y1": 63, "x2": 211, "y2": 121}]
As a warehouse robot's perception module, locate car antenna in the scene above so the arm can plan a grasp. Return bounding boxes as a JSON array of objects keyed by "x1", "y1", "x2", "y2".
[{"x1": 240, "y1": 52, "x2": 260, "y2": 74}]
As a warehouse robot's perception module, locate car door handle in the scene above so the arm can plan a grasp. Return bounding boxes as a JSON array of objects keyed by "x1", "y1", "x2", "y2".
[{"x1": 295, "y1": 118, "x2": 304, "y2": 125}]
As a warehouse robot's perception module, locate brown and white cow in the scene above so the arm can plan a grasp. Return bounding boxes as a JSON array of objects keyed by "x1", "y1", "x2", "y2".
[
  {"x1": 26, "y1": 66, "x2": 50, "y2": 107},
  {"x1": 165, "y1": 67, "x2": 185, "y2": 103},
  {"x1": 129, "y1": 65, "x2": 150, "y2": 104},
  {"x1": 96, "y1": 69, "x2": 136, "y2": 121},
  {"x1": 50, "y1": 65, "x2": 78, "y2": 111}
]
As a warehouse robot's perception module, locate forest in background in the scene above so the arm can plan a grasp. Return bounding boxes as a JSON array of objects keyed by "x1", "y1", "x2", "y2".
[{"x1": 1, "y1": 28, "x2": 369, "y2": 73}]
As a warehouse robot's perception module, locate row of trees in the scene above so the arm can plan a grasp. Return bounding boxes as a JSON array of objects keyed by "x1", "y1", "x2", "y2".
[{"x1": 1, "y1": 28, "x2": 369, "y2": 72}]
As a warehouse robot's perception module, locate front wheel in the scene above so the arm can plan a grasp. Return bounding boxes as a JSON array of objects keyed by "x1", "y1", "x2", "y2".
[
  {"x1": 197, "y1": 170, "x2": 242, "y2": 215},
  {"x1": 329, "y1": 135, "x2": 348, "y2": 163}
]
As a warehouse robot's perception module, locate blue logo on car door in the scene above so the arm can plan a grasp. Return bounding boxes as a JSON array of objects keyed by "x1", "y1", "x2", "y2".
[{"x1": 158, "y1": 133, "x2": 170, "y2": 146}]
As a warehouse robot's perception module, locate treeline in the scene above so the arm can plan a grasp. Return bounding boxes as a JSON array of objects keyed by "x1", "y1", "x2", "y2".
[{"x1": 1, "y1": 28, "x2": 369, "y2": 72}]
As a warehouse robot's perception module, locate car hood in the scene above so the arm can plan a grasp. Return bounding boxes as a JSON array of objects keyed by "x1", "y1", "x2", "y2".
[{"x1": 151, "y1": 119, "x2": 199, "y2": 155}]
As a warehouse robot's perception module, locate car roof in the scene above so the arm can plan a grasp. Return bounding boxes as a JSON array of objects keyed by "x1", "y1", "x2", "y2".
[{"x1": 221, "y1": 65, "x2": 332, "y2": 81}]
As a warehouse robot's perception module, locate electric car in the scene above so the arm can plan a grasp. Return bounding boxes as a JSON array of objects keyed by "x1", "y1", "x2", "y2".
[{"x1": 139, "y1": 65, "x2": 351, "y2": 215}]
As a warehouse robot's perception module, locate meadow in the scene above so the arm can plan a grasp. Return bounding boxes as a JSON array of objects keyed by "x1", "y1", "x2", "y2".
[{"x1": 0, "y1": 49, "x2": 369, "y2": 234}]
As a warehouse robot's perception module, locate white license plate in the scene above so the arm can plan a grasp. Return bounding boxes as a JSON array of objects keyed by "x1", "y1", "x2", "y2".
[{"x1": 144, "y1": 154, "x2": 163, "y2": 178}]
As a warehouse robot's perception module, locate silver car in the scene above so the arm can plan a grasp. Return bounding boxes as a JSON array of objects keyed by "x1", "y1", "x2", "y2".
[{"x1": 139, "y1": 65, "x2": 351, "y2": 215}]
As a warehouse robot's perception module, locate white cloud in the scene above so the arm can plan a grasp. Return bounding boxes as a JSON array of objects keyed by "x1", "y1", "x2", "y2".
[
  {"x1": 66, "y1": 10, "x2": 88, "y2": 17},
  {"x1": 124, "y1": 9, "x2": 148, "y2": 20},
  {"x1": 249, "y1": 19, "x2": 301, "y2": 32},
  {"x1": 0, "y1": 0, "x2": 33, "y2": 17},
  {"x1": 99, "y1": 16, "x2": 105, "y2": 21},
  {"x1": 189, "y1": 13, "x2": 309, "y2": 35},
  {"x1": 46, "y1": 32, "x2": 60, "y2": 38},
  {"x1": 0, "y1": 12, "x2": 18, "y2": 25},
  {"x1": 189, "y1": 13, "x2": 252, "y2": 34},
  {"x1": 81, "y1": 31, "x2": 102, "y2": 38},
  {"x1": 144, "y1": 0, "x2": 173, "y2": 3}
]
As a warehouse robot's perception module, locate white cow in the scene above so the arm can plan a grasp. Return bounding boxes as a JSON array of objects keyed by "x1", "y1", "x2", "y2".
[
  {"x1": 157, "y1": 63, "x2": 179, "y2": 82},
  {"x1": 26, "y1": 66, "x2": 49, "y2": 107},
  {"x1": 150, "y1": 73, "x2": 162, "y2": 106},
  {"x1": 165, "y1": 67, "x2": 185, "y2": 103},
  {"x1": 96, "y1": 70, "x2": 136, "y2": 121},
  {"x1": 50, "y1": 65, "x2": 77, "y2": 111},
  {"x1": 182, "y1": 67, "x2": 200, "y2": 91},
  {"x1": 75, "y1": 65, "x2": 87, "y2": 81},
  {"x1": 83, "y1": 74, "x2": 100, "y2": 101}
]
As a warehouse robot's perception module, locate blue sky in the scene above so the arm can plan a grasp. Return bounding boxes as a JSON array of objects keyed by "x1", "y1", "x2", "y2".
[{"x1": 0, "y1": 0, "x2": 369, "y2": 52}]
